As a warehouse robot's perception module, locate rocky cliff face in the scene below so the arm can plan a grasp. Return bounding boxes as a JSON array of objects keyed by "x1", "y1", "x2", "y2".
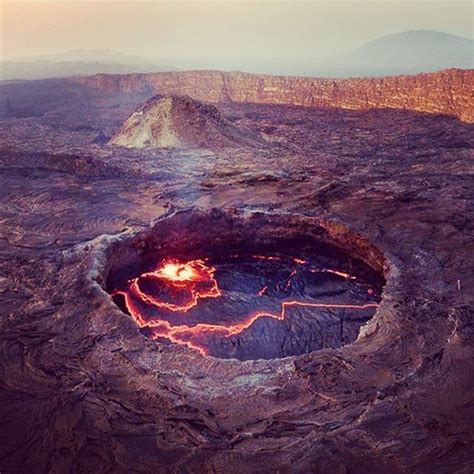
[
  {"x1": 73, "y1": 68, "x2": 474, "y2": 123},
  {"x1": 109, "y1": 94, "x2": 263, "y2": 150}
]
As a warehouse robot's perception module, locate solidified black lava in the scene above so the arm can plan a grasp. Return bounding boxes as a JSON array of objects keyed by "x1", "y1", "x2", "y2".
[
  {"x1": 2, "y1": 79, "x2": 472, "y2": 473},
  {"x1": 104, "y1": 210, "x2": 385, "y2": 360}
]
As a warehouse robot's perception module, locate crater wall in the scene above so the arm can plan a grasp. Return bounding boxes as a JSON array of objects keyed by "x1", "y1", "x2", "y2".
[{"x1": 72, "y1": 68, "x2": 474, "y2": 122}]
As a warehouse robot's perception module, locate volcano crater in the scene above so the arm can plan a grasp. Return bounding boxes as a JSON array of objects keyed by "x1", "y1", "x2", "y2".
[{"x1": 101, "y1": 209, "x2": 387, "y2": 361}]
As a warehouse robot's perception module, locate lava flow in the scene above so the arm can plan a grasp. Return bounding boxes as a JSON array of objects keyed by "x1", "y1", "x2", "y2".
[
  {"x1": 111, "y1": 255, "x2": 381, "y2": 359},
  {"x1": 125, "y1": 259, "x2": 220, "y2": 312}
]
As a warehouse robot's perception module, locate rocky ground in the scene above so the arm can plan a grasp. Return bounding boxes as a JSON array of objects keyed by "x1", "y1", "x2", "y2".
[{"x1": 0, "y1": 78, "x2": 473, "y2": 473}]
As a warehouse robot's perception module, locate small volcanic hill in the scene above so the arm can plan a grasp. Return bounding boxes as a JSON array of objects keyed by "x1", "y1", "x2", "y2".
[{"x1": 109, "y1": 94, "x2": 263, "y2": 150}]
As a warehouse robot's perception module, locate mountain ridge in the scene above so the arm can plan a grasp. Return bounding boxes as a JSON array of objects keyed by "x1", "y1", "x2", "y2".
[{"x1": 2, "y1": 30, "x2": 472, "y2": 80}]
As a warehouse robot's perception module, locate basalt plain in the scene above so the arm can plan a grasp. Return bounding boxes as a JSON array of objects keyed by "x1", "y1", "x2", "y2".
[{"x1": 0, "y1": 69, "x2": 473, "y2": 473}]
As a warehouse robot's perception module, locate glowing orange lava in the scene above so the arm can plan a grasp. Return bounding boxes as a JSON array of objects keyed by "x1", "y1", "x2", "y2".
[
  {"x1": 111, "y1": 257, "x2": 379, "y2": 356},
  {"x1": 113, "y1": 259, "x2": 221, "y2": 313}
]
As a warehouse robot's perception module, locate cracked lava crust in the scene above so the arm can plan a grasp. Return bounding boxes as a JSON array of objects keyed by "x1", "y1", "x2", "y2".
[{"x1": 105, "y1": 211, "x2": 384, "y2": 360}]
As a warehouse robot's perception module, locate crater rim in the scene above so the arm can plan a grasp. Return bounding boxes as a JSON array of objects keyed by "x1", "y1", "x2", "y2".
[{"x1": 97, "y1": 208, "x2": 390, "y2": 362}]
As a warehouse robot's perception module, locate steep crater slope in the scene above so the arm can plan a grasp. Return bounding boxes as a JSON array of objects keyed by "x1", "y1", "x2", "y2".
[
  {"x1": 109, "y1": 94, "x2": 265, "y2": 150},
  {"x1": 103, "y1": 210, "x2": 385, "y2": 360}
]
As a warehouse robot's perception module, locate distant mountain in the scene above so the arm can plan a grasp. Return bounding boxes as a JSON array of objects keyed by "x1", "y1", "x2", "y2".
[
  {"x1": 189, "y1": 30, "x2": 473, "y2": 78},
  {"x1": 0, "y1": 49, "x2": 175, "y2": 81},
  {"x1": 318, "y1": 30, "x2": 474, "y2": 77},
  {"x1": 0, "y1": 30, "x2": 472, "y2": 81},
  {"x1": 0, "y1": 61, "x2": 167, "y2": 81}
]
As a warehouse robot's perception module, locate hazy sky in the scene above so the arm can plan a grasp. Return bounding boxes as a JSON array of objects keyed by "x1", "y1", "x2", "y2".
[{"x1": 1, "y1": 1, "x2": 472, "y2": 61}]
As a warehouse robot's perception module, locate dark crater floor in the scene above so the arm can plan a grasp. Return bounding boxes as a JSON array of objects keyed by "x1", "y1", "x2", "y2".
[
  {"x1": 105, "y1": 210, "x2": 384, "y2": 360},
  {"x1": 0, "y1": 78, "x2": 473, "y2": 473}
]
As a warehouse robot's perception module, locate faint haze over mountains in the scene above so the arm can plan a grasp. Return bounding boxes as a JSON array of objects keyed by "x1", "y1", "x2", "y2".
[
  {"x1": 0, "y1": 50, "x2": 177, "y2": 81},
  {"x1": 160, "y1": 30, "x2": 474, "y2": 77},
  {"x1": 1, "y1": 30, "x2": 472, "y2": 80},
  {"x1": 0, "y1": 0, "x2": 472, "y2": 80}
]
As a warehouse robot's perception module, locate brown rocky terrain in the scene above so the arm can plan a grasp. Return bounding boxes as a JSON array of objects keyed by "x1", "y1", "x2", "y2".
[
  {"x1": 0, "y1": 72, "x2": 473, "y2": 473},
  {"x1": 110, "y1": 94, "x2": 264, "y2": 150},
  {"x1": 73, "y1": 68, "x2": 474, "y2": 122}
]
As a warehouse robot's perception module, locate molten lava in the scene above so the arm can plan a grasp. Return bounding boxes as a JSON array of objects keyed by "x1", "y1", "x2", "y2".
[
  {"x1": 122, "y1": 259, "x2": 221, "y2": 312},
  {"x1": 111, "y1": 255, "x2": 381, "y2": 358}
]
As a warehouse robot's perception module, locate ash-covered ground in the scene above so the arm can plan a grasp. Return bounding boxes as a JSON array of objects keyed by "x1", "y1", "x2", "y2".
[{"x1": 0, "y1": 79, "x2": 473, "y2": 473}]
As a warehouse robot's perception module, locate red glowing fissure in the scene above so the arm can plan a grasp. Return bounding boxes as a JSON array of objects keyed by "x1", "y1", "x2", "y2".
[{"x1": 112, "y1": 257, "x2": 378, "y2": 356}]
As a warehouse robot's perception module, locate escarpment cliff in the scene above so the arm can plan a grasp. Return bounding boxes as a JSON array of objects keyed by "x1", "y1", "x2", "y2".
[{"x1": 72, "y1": 68, "x2": 474, "y2": 122}]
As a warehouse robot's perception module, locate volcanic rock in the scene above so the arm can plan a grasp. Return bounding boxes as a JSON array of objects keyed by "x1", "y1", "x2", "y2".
[
  {"x1": 109, "y1": 94, "x2": 264, "y2": 150},
  {"x1": 74, "y1": 68, "x2": 474, "y2": 123},
  {"x1": 1, "y1": 73, "x2": 474, "y2": 473}
]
